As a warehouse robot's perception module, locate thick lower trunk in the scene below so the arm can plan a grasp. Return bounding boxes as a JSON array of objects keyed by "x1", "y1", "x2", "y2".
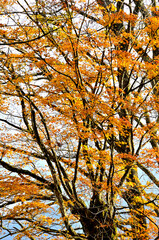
[
  {"x1": 72, "y1": 190, "x2": 116, "y2": 239},
  {"x1": 82, "y1": 220, "x2": 116, "y2": 240},
  {"x1": 86, "y1": 225, "x2": 116, "y2": 240},
  {"x1": 79, "y1": 208, "x2": 116, "y2": 240}
]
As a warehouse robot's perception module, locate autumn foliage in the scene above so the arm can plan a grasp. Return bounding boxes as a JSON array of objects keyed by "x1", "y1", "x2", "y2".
[{"x1": 0, "y1": 0, "x2": 159, "y2": 239}]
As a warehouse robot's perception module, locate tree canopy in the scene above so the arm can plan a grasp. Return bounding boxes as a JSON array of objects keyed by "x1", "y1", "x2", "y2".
[{"x1": 0, "y1": 0, "x2": 159, "y2": 239}]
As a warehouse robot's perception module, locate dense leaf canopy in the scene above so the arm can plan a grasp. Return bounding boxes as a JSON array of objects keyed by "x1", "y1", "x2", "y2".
[{"x1": 0, "y1": 0, "x2": 159, "y2": 239}]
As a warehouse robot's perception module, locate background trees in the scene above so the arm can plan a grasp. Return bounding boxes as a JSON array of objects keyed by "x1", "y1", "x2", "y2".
[{"x1": 0, "y1": 0, "x2": 159, "y2": 239}]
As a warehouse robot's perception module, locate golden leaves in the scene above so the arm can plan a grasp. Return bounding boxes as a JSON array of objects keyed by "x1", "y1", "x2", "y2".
[{"x1": 0, "y1": 0, "x2": 159, "y2": 239}]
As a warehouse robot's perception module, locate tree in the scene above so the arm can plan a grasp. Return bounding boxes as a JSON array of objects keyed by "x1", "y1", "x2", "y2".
[{"x1": 0, "y1": 0, "x2": 159, "y2": 239}]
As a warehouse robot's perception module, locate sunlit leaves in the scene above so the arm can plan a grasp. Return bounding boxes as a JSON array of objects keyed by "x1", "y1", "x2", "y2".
[{"x1": 0, "y1": 0, "x2": 159, "y2": 239}]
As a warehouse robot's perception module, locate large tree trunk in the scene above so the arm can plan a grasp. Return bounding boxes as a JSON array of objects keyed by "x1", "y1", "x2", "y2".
[
  {"x1": 80, "y1": 210, "x2": 116, "y2": 240},
  {"x1": 73, "y1": 193, "x2": 117, "y2": 240}
]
